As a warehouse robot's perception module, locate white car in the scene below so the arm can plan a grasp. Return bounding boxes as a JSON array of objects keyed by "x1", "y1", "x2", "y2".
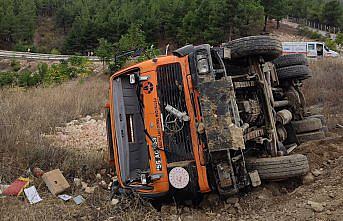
[{"x1": 282, "y1": 42, "x2": 339, "y2": 58}]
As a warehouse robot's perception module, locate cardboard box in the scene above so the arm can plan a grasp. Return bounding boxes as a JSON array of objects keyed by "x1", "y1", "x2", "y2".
[{"x1": 42, "y1": 169, "x2": 70, "y2": 195}]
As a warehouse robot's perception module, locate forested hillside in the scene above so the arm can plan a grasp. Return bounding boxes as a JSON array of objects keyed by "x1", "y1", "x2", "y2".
[{"x1": 0, "y1": 0, "x2": 342, "y2": 55}]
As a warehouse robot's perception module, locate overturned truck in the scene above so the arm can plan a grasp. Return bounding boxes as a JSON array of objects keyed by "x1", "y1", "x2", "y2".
[{"x1": 105, "y1": 36, "x2": 326, "y2": 201}]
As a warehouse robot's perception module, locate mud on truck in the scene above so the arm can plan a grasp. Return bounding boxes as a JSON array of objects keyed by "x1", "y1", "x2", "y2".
[{"x1": 105, "y1": 36, "x2": 326, "y2": 202}]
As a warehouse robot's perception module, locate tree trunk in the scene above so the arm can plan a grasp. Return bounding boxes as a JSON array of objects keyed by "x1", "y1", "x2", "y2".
[
  {"x1": 277, "y1": 19, "x2": 280, "y2": 29},
  {"x1": 263, "y1": 15, "x2": 268, "y2": 32},
  {"x1": 228, "y1": 25, "x2": 233, "y2": 41}
]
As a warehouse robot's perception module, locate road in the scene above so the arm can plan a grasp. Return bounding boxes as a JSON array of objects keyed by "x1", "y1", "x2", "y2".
[
  {"x1": 0, "y1": 50, "x2": 101, "y2": 61},
  {"x1": 282, "y1": 20, "x2": 337, "y2": 40}
]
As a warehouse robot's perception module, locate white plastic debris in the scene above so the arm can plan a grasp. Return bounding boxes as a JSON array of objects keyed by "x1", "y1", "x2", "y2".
[
  {"x1": 58, "y1": 194, "x2": 72, "y2": 201},
  {"x1": 73, "y1": 195, "x2": 85, "y2": 205},
  {"x1": 24, "y1": 186, "x2": 42, "y2": 204}
]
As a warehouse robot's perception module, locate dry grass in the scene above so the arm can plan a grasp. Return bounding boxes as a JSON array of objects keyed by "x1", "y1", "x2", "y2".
[
  {"x1": 0, "y1": 75, "x2": 161, "y2": 221},
  {"x1": 0, "y1": 77, "x2": 109, "y2": 183},
  {"x1": 303, "y1": 59, "x2": 343, "y2": 127},
  {"x1": 0, "y1": 189, "x2": 160, "y2": 221}
]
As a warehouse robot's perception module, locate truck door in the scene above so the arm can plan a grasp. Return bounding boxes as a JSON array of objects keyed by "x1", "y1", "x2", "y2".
[
  {"x1": 316, "y1": 43, "x2": 324, "y2": 57},
  {"x1": 307, "y1": 43, "x2": 317, "y2": 57},
  {"x1": 112, "y1": 74, "x2": 150, "y2": 182}
]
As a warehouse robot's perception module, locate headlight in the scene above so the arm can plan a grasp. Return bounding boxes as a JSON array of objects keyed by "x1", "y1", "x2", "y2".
[{"x1": 197, "y1": 54, "x2": 210, "y2": 75}]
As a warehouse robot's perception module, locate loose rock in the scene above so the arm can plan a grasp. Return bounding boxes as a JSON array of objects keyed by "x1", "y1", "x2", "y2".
[
  {"x1": 81, "y1": 181, "x2": 88, "y2": 190},
  {"x1": 74, "y1": 178, "x2": 82, "y2": 187},
  {"x1": 312, "y1": 169, "x2": 322, "y2": 177},
  {"x1": 161, "y1": 205, "x2": 178, "y2": 215},
  {"x1": 111, "y1": 198, "x2": 119, "y2": 205},
  {"x1": 302, "y1": 173, "x2": 315, "y2": 185},
  {"x1": 226, "y1": 197, "x2": 239, "y2": 205},
  {"x1": 84, "y1": 186, "x2": 96, "y2": 194},
  {"x1": 307, "y1": 200, "x2": 325, "y2": 212}
]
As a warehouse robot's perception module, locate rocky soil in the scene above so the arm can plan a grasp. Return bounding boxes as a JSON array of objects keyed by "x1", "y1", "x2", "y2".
[{"x1": 44, "y1": 115, "x2": 107, "y2": 153}]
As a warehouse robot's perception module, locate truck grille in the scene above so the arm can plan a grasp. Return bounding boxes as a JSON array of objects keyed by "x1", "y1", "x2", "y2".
[{"x1": 157, "y1": 63, "x2": 194, "y2": 163}]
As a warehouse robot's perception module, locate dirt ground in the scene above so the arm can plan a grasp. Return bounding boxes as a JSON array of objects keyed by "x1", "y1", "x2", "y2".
[{"x1": 1, "y1": 115, "x2": 342, "y2": 221}]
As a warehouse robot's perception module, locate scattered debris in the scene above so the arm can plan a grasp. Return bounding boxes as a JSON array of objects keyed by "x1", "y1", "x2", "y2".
[
  {"x1": 24, "y1": 186, "x2": 42, "y2": 204},
  {"x1": 81, "y1": 181, "x2": 88, "y2": 190},
  {"x1": 96, "y1": 173, "x2": 102, "y2": 180},
  {"x1": 73, "y1": 178, "x2": 82, "y2": 187},
  {"x1": 336, "y1": 124, "x2": 343, "y2": 129},
  {"x1": 2, "y1": 177, "x2": 30, "y2": 196},
  {"x1": 111, "y1": 198, "x2": 119, "y2": 205},
  {"x1": 307, "y1": 200, "x2": 325, "y2": 212},
  {"x1": 73, "y1": 195, "x2": 86, "y2": 205},
  {"x1": 32, "y1": 167, "x2": 44, "y2": 178},
  {"x1": 98, "y1": 180, "x2": 107, "y2": 189},
  {"x1": 58, "y1": 194, "x2": 73, "y2": 201},
  {"x1": 42, "y1": 169, "x2": 70, "y2": 195},
  {"x1": 84, "y1": 186, "x2": 96, "y2": 194}
]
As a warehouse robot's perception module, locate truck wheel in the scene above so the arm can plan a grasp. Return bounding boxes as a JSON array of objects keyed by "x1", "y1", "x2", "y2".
[
  {"x1": 272, "y1": 54, "x2": 308, "y2": 69},
  {"x1": 291, "y1": 118, "x2": 323, "y2": 133},
  {"x1": 296, "y1": 130, "x2": 326, "y2": 143},
  {"x1": 277, "y1": 65, "x2": 312, "y2": 80},
  {"x1": 246, "y1": 154, "x2": 309, "y2": 180},
  {"x1": 223, "y1": 36, "x2": 282, "y2": 62}
]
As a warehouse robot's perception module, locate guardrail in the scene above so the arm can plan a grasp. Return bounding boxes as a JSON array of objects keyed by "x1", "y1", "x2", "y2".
[{"x1": 0, "y1": 50, "x2": 101, "y2": 61}]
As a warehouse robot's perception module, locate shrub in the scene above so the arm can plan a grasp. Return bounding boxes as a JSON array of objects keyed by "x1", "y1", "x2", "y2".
[
  {"x1": 297, "y1": 26, "x2": 325, "y2": 41},
  {"x1": 335, "y1": 32, "x2": 343, "y2": 45},
  {"x1": 37, "y1": 63, "x2": 48, "y2": 79},
  {"x1": 0, "y1": 72, "x2": 16, "y2": 87},
  {"x1": 325, "y1": 38, "x2": 337, "y2": 51},
  {"x1": 17, "y1": 71, "x2": 42, "y2": 87},
  {"x1": 310, "y1": 31, "x2": 323, "y2": 40},
  {"x1": 44, "y1": 64, "x2": 68, "y2": 84},
  {"x1": 68, "y1": 56, "x2": 88, "y2": 66},
  {"x1": 51, "y1": 48, "x2": 61, "y2": 55},
  {"x1": 10, "y1": 59, "x2": 21, "y2": 72},
  {"x1": 14, "y1": 42, "x2": 36, "y2": 52}
]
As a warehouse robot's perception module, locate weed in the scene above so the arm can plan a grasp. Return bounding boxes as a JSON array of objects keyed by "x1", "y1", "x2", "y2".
[
  {"x1": 303, "y1": 59, "x2": 343, "y2": 127},
  {"x1": 10, "y1": 59, "x2": 21, "y2": 72}
]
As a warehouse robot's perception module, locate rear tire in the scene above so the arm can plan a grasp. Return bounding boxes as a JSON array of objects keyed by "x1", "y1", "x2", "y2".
[
  {"x1": 246, "y1": 154, "x2": 309, "y2": 180},
  {"x1": 223, "y1": 36, "x2": 282, "y2": 62},
  {"x1": 291, "y1": 118, "x2": 323, "y2": 133},
  {"x1": 277, "y1": 65, "x2": 312, "y2": 80},
  {"x1": 272, "y1": 54, "x2": 308, "y2": 69}
]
